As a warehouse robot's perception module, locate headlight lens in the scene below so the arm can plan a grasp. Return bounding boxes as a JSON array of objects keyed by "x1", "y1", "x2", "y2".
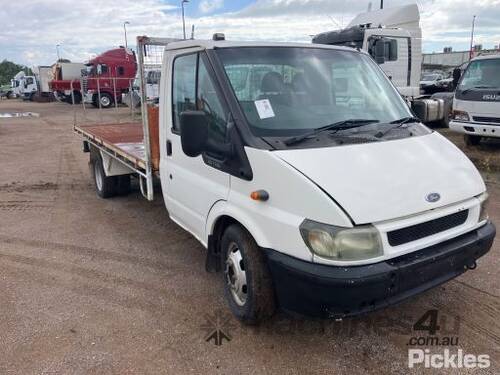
[
  {"x1": 300, "y1": 220, "x2": 383, "y2": 261},
  {"x1": 479, "y1": 192, "x2": 489, "y2": 222},
  {"x1": 452, "y1": 110, "x2": 470, "y2": 121}
]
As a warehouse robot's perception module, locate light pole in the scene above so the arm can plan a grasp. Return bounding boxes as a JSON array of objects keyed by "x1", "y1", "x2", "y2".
[
  {"x1": 469, "y1": 15, "x2": 476, "y2": 60},
  {"x1": 56, "y1": 44, "x2": 61, "y2": 61},
  {"x1": 123, "y1": 21, "x2": 130, "y2": 49},
  {"x1": 181, "y1": 0, "x2": 189, "y2": 39}
]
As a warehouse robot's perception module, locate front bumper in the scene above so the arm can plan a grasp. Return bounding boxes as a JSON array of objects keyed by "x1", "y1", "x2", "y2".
[
  {"x1": 450, "y1": 120, "x2": 500, "y2": 138},
  {"x1": 264, "y1": 222, "x2": 495, "y2": 318}
]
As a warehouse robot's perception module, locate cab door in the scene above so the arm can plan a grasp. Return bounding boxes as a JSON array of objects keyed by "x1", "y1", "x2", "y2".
[{"x1": 160, "y1": 50, "x2": 230, "y2": 244}]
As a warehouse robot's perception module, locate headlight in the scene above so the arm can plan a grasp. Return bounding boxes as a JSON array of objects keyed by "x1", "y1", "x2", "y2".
[
  {"x1": 452, "y1": 110, "x2": 470, "y2": 122},
  {"x1": 479, "y1": 192, "x2": 490, "y2": 222},
  {"x1": 300, "y1": 220, "x2": 383, "y2": 261}
]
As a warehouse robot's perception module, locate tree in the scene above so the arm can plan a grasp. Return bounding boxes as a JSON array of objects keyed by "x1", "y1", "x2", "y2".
[{"x1": 0, "y1": 60, "x2": 33, "y2": 85}]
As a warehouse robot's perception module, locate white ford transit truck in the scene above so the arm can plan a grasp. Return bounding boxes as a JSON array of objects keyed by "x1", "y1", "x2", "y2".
[
  {"x1": 75, "y1": 36, "x2": 495, "y2": 323},
  {"x1": 449, "y1": 54, "x2": 500, "y2": 145}
]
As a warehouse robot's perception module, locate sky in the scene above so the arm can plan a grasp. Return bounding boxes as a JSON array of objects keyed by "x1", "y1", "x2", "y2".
[{"x1": 0, "y1": 0, "x2": 499, "y2": 67}]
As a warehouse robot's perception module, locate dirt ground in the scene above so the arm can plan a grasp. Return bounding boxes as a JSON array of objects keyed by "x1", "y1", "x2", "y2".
[{"x1": 0, "y1": 100, "x2": 499, "y2": 374}]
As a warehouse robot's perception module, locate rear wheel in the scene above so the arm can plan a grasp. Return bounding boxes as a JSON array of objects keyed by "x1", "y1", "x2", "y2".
[
  {"x1": 91, "y1": 151, "x2": 117, "y2": 198},
  {"x1": 66, "y1": 91, "x2": 82, "y2": 104},
  {"x1": 221, "y1": 224, "x2": 275, "y2": 324},
  {"x1": 116, "y1": 175, "x2": 131, "y2": 195},
  {"x1": 464, "y1": 134, "x2": 481, "y2": 146}
]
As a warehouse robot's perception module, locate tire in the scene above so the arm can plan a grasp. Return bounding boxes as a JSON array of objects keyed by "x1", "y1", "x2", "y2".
[
  {"x1": 116, "y1": 175, "x2": 131, "y2": 195},
  {"x1": 439, "y1": 110, "x2": 450, "y2": 128},
  {"x1": 464, "y1": 134, "x2": 481, "y2": 146},
  {"x1": 90, "y1": 151, "x2": 118, "y2": 198},
  {"x1": 94, "y1": 92, "x2": 113, "y2": 108},
  {"x1": 221, "y1": 224, "x2": 276, "y2": 324},
  {"x1": 66, "y1": 91, "x2": 82, "y2": 104}
]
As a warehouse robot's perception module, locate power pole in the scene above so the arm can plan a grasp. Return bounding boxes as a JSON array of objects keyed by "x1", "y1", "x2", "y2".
[{"x1": 380, "y1": 0, "x2": 383, "y2": 9}]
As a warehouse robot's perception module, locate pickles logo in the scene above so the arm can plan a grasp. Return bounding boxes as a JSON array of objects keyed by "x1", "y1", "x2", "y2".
[
  {"x1": 407, "y1": 310, "x2": 490, "y2": 369},
  {"x1": 409, "y1": 349, "x2": 490, "y2": 369}
]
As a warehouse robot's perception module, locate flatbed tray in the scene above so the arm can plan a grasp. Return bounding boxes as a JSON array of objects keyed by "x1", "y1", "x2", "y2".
[{"x1": 74, "y1": 122, "x2": 146, "y2": 170}]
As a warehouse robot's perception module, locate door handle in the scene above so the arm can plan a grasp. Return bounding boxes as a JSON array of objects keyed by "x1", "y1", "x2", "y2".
[{"x1": 166, "y1": 140, "x2": 172, "y2": 156}]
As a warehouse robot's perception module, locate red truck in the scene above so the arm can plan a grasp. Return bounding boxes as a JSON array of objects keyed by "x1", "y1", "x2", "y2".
[{"x1": 50, "y1": 47, "x2": 137, "y2": 108}]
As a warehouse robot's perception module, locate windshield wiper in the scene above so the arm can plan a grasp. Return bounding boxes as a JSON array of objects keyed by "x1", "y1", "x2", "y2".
[
  {"x1": 461, "y1": 85, "x2": 496, "y2": 94},
  {"x1": 284, "y1": 119, "x2": 379, "y2": 146},
  {"x1": 374, "y1": 116, "x2": 421, "y2": 138}
]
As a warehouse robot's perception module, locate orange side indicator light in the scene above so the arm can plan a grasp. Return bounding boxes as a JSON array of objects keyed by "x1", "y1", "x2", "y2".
[{"x1": 250, "y1": 190, "x2": 269, "y2": 201}]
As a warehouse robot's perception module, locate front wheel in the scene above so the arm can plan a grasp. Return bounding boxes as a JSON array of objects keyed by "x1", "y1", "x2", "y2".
[
  {"x1": 221, "y1": 224, "x2": 276, "y2": 324},
  {"x1": 464, "y1": 134, "x2": 481, "y2": 146},
  {"x1": 94, "y1": 92, "x2": 114, "y2": 108}
]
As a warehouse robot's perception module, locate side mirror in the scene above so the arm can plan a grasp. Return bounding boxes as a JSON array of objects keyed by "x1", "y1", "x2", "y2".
[
  {"x1": 180, "y1": 110, "x2": 208, "y2": 157},
  {"x1": 373, "y1": 39, "x2": 387, "y2": 64}
]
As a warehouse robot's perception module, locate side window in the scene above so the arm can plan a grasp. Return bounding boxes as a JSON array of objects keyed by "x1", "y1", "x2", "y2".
[
  {"x1": 198, "y1": 58, "x2": 227, "y2": 144},
  {"x1": 172, "y1": 53, "x2": 197, "y2": 131},
  {"x1": 385, "y1": 39, "x2": 398, "y2": 61},
  {"x1": 117, "y1": 66, "x2": 124, "y2": 76},
  {"x1": 368, "y1": 37, "x2": 398, "y2": 62}
]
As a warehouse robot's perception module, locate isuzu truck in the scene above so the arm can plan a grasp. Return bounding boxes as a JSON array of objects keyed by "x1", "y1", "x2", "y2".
[
  {"x1": 75, "y1": 36, "x2": 495, "y2": 323},
  {"x1": 449, "y1": 54, "x2": 500, "y2": 145}
]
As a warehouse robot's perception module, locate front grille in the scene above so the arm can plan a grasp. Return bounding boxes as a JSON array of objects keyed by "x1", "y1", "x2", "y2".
[
  {"x1": 473, "y1": 116, "x2": 500, "y2": 124},
  {"x1": 387, "y1": 210, "x2": 469, "y2": 247}
]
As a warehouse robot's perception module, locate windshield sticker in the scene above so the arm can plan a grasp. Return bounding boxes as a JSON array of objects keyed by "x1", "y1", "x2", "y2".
[{"x1": 254, "y1": 99, "x2": 275, "y2": 119}]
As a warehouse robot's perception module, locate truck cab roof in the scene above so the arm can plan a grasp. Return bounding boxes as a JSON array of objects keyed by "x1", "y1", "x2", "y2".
[
  {"x1": 470, "y1": 54, "x2": 500, "y2": 62},
  {"x1": 165, "y1": 39, "x2": 365, "y2": 54}
]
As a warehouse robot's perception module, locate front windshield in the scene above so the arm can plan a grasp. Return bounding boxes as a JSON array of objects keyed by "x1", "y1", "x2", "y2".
[
  {"x1": 217, "y1": 47, "x2": 413, "y2": 137},
  {"x1": 458, "y1": 58, "x2": 500, "y2": 90}
]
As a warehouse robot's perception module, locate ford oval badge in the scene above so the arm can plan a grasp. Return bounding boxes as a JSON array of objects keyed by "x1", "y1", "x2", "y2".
[{"x1": 426, "y1": 193, "x2": 441, "y2": 203}]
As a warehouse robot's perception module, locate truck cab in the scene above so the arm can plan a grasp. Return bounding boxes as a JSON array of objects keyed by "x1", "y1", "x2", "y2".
[
  {"x1": 50, "y1": 48, "x2": 136, "y2": 107},
  {"x1": 10, "y1": 70, "x2": 26, "y2": 98},
  {"x1": 20, "y1": 76, "x2": 37, "y2": 100},
  {"x1": 79, "y1": 37, "x2": 495, "y2": 323},
  {"x1": 312, "y1": 4, "x2": 446, "y2": 124},
  {"x1": 449, "y1": 55, "x2": 500, "y2": 145},
  {"x1": 313, "y1": 4, "x2": 421, "y2": 98},
  {"x1": 82, "y1": 47, "x2": 137, "y2": 108}
]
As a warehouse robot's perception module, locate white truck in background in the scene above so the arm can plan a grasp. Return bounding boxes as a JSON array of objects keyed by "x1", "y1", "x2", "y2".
[
  {"x1": 33, "y1": 66, "x2": 53, "y2": 95},
  {"x1": 10, "y1": 71, "x2": 26, "y2": 98},
  {"x1": 74, "y1": 35, "x2": 495, "y2": 323},
  {"x1": 449, "y1": 54, "x2": 500, "y2": 145},
  {"x1": 313, "y1": 4, "x2": 446, "y2": 124},
  {"x1": 20, "y1": 66, "x2": 54, "y2": 100}
]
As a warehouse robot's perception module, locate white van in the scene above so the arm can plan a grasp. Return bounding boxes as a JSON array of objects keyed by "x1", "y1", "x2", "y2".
[
  {"x1": 450, "y1": 55, "x2": 500, "y2": 145},
  {"x1": 77, "y1": 38, "x2": 495, "y2": 322}
]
